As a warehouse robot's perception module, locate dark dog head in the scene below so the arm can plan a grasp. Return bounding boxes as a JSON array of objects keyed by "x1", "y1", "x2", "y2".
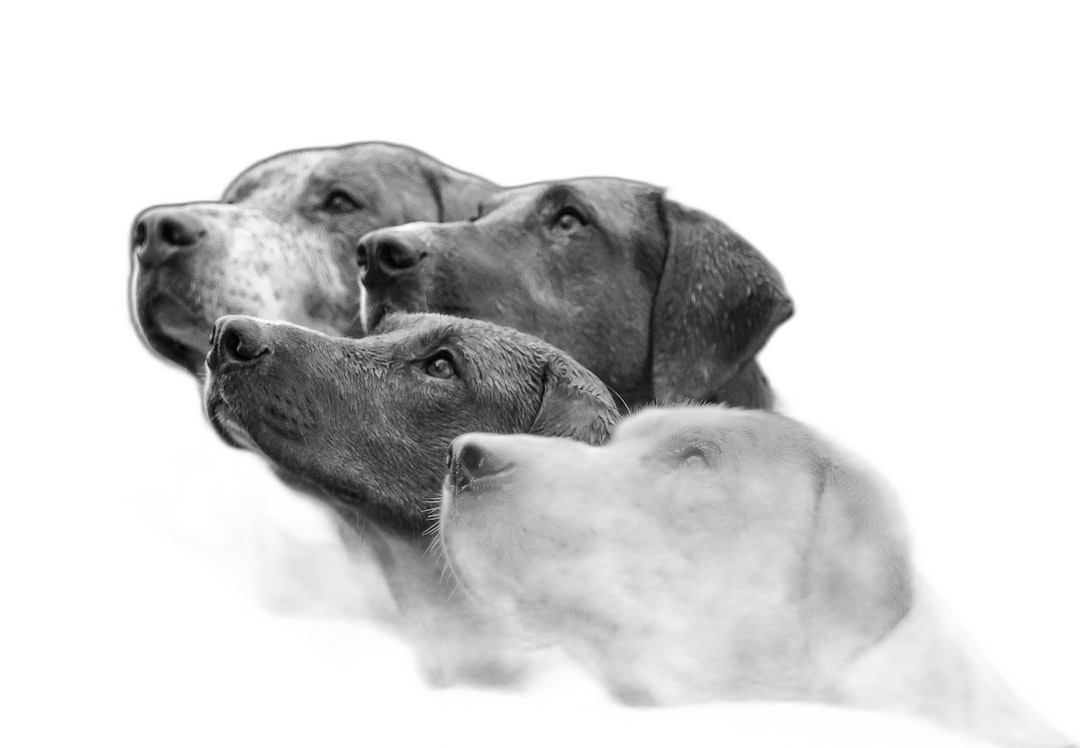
[
  {"x1": 440, "y1": 407, "x2": 912, "y2": 703},
  {"x1": 202, "y1": 312, "x2": 618, "y2": 534},
  {"x1": 199, "y1": 309, "x2": 615, "y2": 686},
  {"x1": 357, "y1": 178, "x2": 792, "y2": 408},
  {"x1": 130, "y1": 142, "x2": 496, "y2": 374}
]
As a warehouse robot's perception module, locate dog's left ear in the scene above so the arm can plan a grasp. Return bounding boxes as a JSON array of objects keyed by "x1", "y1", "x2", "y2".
[
  {"x1": 651, "y1": 199, "x2": 793, "y2": 404},
  {"x1": 425, "y1": 162, "x2": 500, "y2": 223},
  {"x1": 530, "y1": 358, "x2": 618, "y2": 445},
  {"x1": 804, "y1": 454, "x2": 913, "y2": 668}
]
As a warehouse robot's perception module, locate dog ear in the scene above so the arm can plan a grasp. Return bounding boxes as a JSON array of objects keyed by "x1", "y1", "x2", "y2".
[
  {"x1": 804, "y1": 454, "x2": 913, "y2": 667},
  {"x1": 425, "y1": 162, "x2": 499, "y2": 223},
  {"x1": 651, "y1": 199, "x2": 793, "y2": 404},
  {"x1": 530, "y1": 357, "x2": 618, "y2": 445}
]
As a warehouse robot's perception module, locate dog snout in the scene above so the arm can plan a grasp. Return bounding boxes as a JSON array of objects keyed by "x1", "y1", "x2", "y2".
[
  {"x1": 357, "y1": 229, "x2": 426, "y2": 287},
  {"x1": 208, "y1": 315, "x2": 272, "y2": 370},
  {"x1": 132, "y1": 207, "x2": 208, "y2": 267}
]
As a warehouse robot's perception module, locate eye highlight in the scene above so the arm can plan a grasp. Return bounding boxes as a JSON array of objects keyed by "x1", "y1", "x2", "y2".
[
  {"x1": 678, "y1": 446, "x2": 710, "y2": 469},
  {"x1": 552, "y1": 206, "x2": 587, "y2": 233},
  {"x1": 322, "y1": 189, "x2": 362, "y2": 214},
  {"x1": 423, "y1": 352, "x2": 458, "y2": 379}
]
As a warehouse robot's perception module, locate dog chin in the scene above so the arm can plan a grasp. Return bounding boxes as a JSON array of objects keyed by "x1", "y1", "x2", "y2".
[
  {"x1": 204, "y1": 390, "x2": 262, "y2": 453},
  {"x1": 133, "y1": 288, "x2": 214, "y2": 374},
  {"x1": 440, "y1": 528, "x2": 520, "y2": 617}
]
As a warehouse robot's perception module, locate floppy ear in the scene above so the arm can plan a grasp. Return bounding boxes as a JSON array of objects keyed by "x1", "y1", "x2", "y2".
[
  {"x1": 651, "y1": 200, "x2": 793, "y2": 404},
  {"x1": 529, "y1": 358, "x2": 619, "y2": 445},
  {"x1": 804, "y1": 455, "x2": 913, "y2": 668},
  {"x1": 424, "y1": 162, "x2": 500, "y2": 222}
]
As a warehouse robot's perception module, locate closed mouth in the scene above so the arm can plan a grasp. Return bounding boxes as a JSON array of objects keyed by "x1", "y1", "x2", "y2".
[{"x1": 136, "y1": 289, "x2": 214, "y2": 373}]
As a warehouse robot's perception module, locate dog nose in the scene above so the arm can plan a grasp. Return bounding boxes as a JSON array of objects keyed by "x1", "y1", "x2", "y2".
[
  {"x1": 207, "y1": 315, "x2": 272, "y2": 370},
  {"x1": 357, "y1": 230, "x2": 425, "y2": 287},
  {"x1": 448, "y1": 436, "x2": 510, "y2": 491},
  {"x1": 132, "y1": 208, "x2": 208, "y2": 267}
]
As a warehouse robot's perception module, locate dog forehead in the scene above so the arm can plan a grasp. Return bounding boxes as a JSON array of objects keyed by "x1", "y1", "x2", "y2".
[
  {"x1": 222, "y1": 148, "x2": 328, "y2": 203},
  {"x1": 486, "y1": 177, "x2": 655, "y2": 223},
  {"x1": 310, "y1": 143, "x2": 428, "y2": 186},
  {"x1": 613, "y1": 406, "x2": 762, "y2": 443},
  {"x1": 368, "y1": 313, "x2": 544, "y2": 368}
]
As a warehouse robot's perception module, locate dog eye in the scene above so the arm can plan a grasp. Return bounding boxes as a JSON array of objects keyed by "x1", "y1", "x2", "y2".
[
  {"x1": 424, "y1": 352, "x2": 457, "y2": 379},
  {"x1": 322, "y1": 190, "x2": 361, "y2": 214},
  {"x1": 553, "y1": 207, "x2": 587, "y2": 233},
  {"x1": 679, "y1": 447, "x2": 709, "y2": 469}
]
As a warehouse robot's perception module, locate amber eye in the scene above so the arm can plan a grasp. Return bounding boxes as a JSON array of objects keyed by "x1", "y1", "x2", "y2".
[
  {"x1": 424, "y1": 352, "x2": 457, "y2": 379},
  {"x1": 553, "y1": 207, "x2": 586, "y2": 233},
  {"x1": 679, "y1": 446, "x2": 709, "y2": 469},
  {"x1": 322, "y1": 190, "x2": 361, "y2": 214}
]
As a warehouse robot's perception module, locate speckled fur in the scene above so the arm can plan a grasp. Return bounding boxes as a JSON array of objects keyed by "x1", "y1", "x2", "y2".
[
  {"x1": 202, "y1": 312, "x2": 619, "y2": 685},
  {"x1": 130, "y1": 142, "x2": 497, "y2": 373},
  {"x1": 441, "y1": 407, "x2": 1072, "y2": 747}
]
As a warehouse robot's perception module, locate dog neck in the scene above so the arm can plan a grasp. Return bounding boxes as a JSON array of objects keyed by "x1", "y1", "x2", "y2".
[
  {"x1": 827, "y1": 578, "x2": 1070, "y2": 747},
  {"x1": 343, "y1": 517, "x2": 534, "y2": 688}
]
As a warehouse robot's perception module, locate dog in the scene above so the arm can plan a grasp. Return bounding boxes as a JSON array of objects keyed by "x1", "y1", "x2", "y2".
[
  {"x1": 203, "y1": 311, "x2": 619, "y2": 684},
  {"x1": 129, "y1": 142, "x2": 496, "y2": 621},
  {"x1": 440, "y1": 407, "x2": 1072, "y2": 747},
  {"x1": 358, "y1": 178, "x2": 793, "y2": 409},
  {"x1": 130, "y1": 142, "x2": 496, "y2": 373}
]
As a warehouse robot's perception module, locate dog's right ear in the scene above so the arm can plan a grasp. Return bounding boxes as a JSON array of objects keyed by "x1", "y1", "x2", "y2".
[
  {"x1": 804, "y1": 454, "x2": 913, "y2": 669},
  {"x1": 425, "y1": 162, "x2": 500, "y2": 223},
  {"x1": 530, "y1": 358, "x2": 618, "y2": 446}
]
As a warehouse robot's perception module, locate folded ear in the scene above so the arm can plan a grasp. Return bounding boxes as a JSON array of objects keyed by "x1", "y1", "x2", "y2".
[
  {"x1": 804, "y1": 455, "x2": 913, "y2": 668},
  {"x1": 529, "y1": 357, "x2": 619, "y2": 445},
  {"x1": 424, "y1": 161, "x2": 500, "y2": 222},
  {"x1": 651, "y1": 200, "x2": 793, "y2": 405}
]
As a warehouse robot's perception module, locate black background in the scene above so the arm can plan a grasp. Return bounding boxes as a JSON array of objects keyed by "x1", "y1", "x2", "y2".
[{"x1": 67, "y1": 39, "x2": 1071, "y2": 742}]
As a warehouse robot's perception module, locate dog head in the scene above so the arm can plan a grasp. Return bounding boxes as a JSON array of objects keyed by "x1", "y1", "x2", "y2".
[
  {"x1": 130, "y1": 142, "x2": 496, "y2": 373},
  {"x1": 203, "y1": 312, "x2": 617, "y2": 534},
  {"x1": 358, "y1": 178, "x2": 792, "y2": 407},
  {"x1": 440, "y1": 406, "x2": 912, "y2": 703}
]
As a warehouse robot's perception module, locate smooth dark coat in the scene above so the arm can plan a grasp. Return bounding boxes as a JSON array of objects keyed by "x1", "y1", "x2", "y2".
[{"x1": 358, "y1": 178, "x2": 793, "y2": 409}]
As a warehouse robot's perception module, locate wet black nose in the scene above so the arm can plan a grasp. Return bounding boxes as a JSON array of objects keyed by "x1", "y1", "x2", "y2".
[
  {"x1": 207, "y1": 315, "x2": 272, "y2": 370},
  {"x1": 357, "y1": 230, "x2": 425, "y2": 287},
  {"x1": 448, "y1": 436, "x2": 508, "y2": 491},
  {"x1": 132, "y1": 208, "x2": 208, "y2": 267}
]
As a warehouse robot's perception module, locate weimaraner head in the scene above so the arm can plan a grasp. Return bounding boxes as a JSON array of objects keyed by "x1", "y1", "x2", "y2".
[
  {"x1": 357, "y1": 178, "x2": 792, "y2": 409},
  {"x1": 439, "y1": 406, "x2": 912, "y2": 704},
  {"x1": 130, "y1": 142, "x2": 497, "y2": 374},
  {"x1": 198, "y1": 307, "x2": 617, "y2": 689},
  {"x1": 202, "y1": 312, "x2": 617, "y2": 534}
]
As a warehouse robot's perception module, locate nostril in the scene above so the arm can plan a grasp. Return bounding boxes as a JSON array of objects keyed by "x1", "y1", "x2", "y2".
[
  {"x1": 132, "y1": 220, "x2": 148, "y2": 252},
  {"x1": 356, "y1": 242, "x2": 369, "y2": 270},
  {"x1": 158, "y1": 216, "x2": 204, "y2": 247},
  {"x1": 222, "y1": 327, "x2": 268, "y2": 363},
  {"x1": 460, "y1": 443, "x2": 486, "y2": 476},
  {"x1": 375, "y1": 237, "x2": 423, "y2": 273}
]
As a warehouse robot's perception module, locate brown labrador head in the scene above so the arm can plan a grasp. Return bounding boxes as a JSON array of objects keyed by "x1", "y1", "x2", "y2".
[
  {"x1": 357, "y1": 178, "x2": 792, "y2": 409},
  {"x1": 130, "y1": 142, "x2": 497, "y2": 374},
  {"x1": 202, "y1": 312, "x2": 618, "y2": 534},
  {"x1": 440, "y1": 406, "x2": 912, "y2": 704}
]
